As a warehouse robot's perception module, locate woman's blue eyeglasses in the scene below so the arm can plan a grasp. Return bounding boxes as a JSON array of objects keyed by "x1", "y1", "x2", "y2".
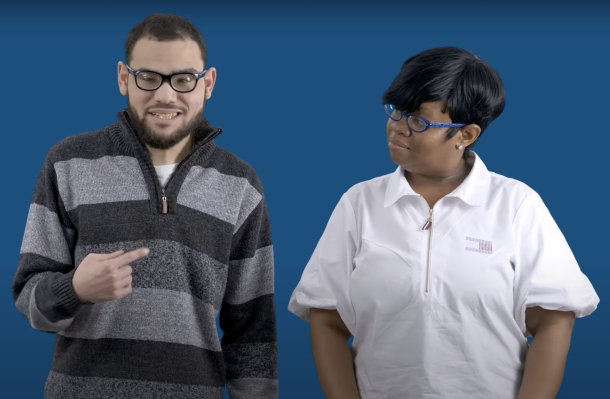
[{"x1": 384, "y1": 104, "x2": 466, "y2": 133}]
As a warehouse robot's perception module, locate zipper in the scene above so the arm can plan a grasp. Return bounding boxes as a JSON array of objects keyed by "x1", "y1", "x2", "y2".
[
  {"x1": 161, "y1": 190, "x2": 168, "y2": 214},
  {"x1": 158, "y1": 148, "x2": 193, "y2": 214},
  {"x1": 159, "y1": 169, "x2": 176, "y2": 214},
  {"x1": 117, "y1": 110, "x2": 222, "y2": 216},
  {"x1": 422, "y1": 208, "x2": 434, "y2": 293},
  {"x1": 153, "y1": 131, "x2": 221, "y2": 215}
]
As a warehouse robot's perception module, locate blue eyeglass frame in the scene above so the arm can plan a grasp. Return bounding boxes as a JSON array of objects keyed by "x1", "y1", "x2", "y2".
[
  {"x1": 125, "y1": 64, "x2": 207, "y2": 93},
  {"x1": 384, "y1": 104, "x2": 467, "y2": 133}
]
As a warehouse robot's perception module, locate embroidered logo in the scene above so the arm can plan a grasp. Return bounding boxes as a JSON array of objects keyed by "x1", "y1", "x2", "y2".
[{"x1": 465, "y1": 236, "x2": 493, "y2": 254}]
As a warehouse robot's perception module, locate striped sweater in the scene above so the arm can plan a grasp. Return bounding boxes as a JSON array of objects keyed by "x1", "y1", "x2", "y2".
[{"x1": 12, "y1": 110, "x2": 278, "y2": 398}]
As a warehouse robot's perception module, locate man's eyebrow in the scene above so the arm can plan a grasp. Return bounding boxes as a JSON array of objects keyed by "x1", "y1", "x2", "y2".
[
  {"x1": 173, "y1": 67, "x2": 201, "y2": 74},
  {"x1": 137, "y1": 67, "x2": 201, "y2": 74}
]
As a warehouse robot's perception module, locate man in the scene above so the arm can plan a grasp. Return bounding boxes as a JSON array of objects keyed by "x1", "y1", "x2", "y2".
[{"x1": 12, "y1": 13, "x2": 277, "y2": 399}]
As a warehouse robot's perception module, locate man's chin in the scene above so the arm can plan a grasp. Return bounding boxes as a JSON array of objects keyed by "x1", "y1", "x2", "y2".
[
  {"x1": 144, "y1": 134, "x2": 189, "y2": 150},
  {"x1": 144, "y1": 122, "x2": 182, "y2": 137},
  {"x1": 126, "y1": 103, "x2": 207, "y2": 150}
]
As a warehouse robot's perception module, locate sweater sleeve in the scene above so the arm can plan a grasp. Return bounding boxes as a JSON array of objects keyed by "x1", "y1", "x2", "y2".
[
  {"x1": 219, "y1": 177, "x2": 278, "y2": 399},
  {"x1": 12, "y1": 150, "x2": 86, "y2": 333}
]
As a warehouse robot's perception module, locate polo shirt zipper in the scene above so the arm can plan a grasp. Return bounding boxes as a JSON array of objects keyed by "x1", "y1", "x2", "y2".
[{"x1": 422, "y1": 208, "x2": 434, "y2": 293}]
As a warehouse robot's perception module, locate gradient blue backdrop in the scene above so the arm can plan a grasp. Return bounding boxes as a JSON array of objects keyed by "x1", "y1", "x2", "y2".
[{"x1": 1, "y1": 1, "x2": 608, "y2": 398}]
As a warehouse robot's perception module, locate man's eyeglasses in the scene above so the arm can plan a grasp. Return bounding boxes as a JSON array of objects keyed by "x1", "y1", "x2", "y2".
[
  {"x1": 384, "y1": 104, "x2": 466, "y2": 133},
  {"x1": 125, "y1": 64, "x2": 207, "y2": 93}
]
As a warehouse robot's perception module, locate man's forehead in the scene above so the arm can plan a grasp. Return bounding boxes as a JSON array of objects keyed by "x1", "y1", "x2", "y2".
[{"x1": 130, "y1": 38, "x2": 204, "y2": 72}]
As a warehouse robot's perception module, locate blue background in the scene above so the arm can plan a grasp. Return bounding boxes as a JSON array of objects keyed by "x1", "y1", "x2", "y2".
[{"x1": 1, "y1": 1, "x2": 608, "y2": 398}]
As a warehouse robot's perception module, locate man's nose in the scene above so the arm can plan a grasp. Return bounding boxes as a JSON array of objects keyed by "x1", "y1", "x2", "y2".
[{"x1": 153, "y1": 80, "x2": 178, "y2": 104}]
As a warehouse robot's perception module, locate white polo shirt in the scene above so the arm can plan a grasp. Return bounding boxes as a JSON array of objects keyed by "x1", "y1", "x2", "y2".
[{"x1": 288, "y1": 152, "x2": 599, "y2": 399}]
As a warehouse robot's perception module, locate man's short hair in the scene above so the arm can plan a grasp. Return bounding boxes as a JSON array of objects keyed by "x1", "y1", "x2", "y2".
[
  {"x1": 125, "y1": 13, "x2": 207, "y2": 66},
  {"x1": 382, "y1": 46, "x2": 505, "y2": 150}
]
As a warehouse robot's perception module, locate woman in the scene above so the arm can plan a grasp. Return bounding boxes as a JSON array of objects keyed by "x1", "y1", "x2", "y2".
[{"x1": 288, "y1": 47, "x2": 599, "y2": 399}]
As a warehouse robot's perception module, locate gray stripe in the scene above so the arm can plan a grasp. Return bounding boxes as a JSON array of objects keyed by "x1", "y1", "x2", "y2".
[
  {"x1": 74, "y1": 239, "x2": 228, "y2": 308},
  {"x1": 227, "y1": 378, "x2": 278, "y2": 399},
  {"x1": 44, "y1": 371, "x2": 224, "y2": 399},
  {"x1": 54, "y1": 156, "x2": 149, "y2": 211},
  {"x1": 15, "y1": 272, "x2": 75, "y2": 332},
  {"x1": 20, "y1": 204, "x2": 75, "y2": 265},
  {"x1": 59, "y1": 288, "x2": 221, "y2": 351},
  {"x1": 225, "y1": 246, "x2": 274, "y2": 305},
  {"x1": 177, "y1": 166, "x2": 262, "y2": 231}
]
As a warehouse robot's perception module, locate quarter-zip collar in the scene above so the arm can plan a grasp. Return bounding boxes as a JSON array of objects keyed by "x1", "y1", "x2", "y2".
[
  {"x1": 115, "y1": 109, "x2": 222, "y2": 155},
  {"x1": 113, "y1": 108, "x2": 223, "y2": 214}
]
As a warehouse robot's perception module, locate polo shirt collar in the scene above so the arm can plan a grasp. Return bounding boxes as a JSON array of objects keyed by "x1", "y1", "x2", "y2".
[{"x1": 384, "y1": 151, "x2": 491, "y2": 208}]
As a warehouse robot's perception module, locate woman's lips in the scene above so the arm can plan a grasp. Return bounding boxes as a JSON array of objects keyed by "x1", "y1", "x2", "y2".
[{"x1": 389, "y1": 136, "x2": 409, "y2": 149}]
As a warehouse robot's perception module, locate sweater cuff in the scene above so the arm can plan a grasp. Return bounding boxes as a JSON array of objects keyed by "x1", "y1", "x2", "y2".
[{"x1": 51, "y1": 269, "x2": 88, "y2": 316}]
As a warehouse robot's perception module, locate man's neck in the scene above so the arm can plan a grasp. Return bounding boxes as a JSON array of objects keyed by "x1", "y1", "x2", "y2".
[{"x1": 147, "y1": 134, "x2": 195, "y2": 166}]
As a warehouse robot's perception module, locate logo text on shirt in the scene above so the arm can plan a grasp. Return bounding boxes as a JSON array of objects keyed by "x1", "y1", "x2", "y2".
[{"x1": 465, "y1": 236, "x2": 493, "y2": 254}]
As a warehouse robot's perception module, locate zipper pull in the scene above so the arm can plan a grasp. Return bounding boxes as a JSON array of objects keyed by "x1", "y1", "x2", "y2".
[
  {"x1": 162, "y1": 195, "x2": 168, "y2": 214},
  {"x1": 422, "y1": 209, "x2": 433, "y2": 230}
]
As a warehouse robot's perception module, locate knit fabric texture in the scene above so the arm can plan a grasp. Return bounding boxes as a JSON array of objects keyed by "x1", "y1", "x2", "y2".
[{"x1": 12, "y1": 110, "x2": 277, "y2": 398}]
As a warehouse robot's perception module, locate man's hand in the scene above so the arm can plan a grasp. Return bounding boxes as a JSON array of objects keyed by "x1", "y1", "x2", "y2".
[{"x1": 72, "y1": 248, "x2": 150, "y2": 303}]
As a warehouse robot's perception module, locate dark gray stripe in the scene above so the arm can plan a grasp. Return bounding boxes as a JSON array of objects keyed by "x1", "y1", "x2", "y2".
[
  {"x1": 20, "y1": 204, "x2": 75, "y2": 265},
  {"x1": 223, "y1": 342, "x2": 277, "y2": 380},
  {"x1": 230, "y1": 199, "x2": 272, "y2": 261},
  {"x1": 71, "y1": 202, "x2": 233, "y2": 265},
  {"x1": 45, "y1": 371, "x2": 224, "y2": 399},
  {"x1": 13, "y1": 271, "x2": 75, "y2": 333},
  {"x1": 225, "y1": 246, "x2": 274, "y2": 305},
  {"x1": 177, "y1": 166, "x2": 262, "y2": 231},
  {"x1": 74, "y1": 239, "x2": 228, "y2": 308},
  {"x1": 15, "y1": 272, "x2": 49, "y2": 316},
  {"x1": 27, "y1": 279, "x2": 76, "y2": 332},
  {"x1": 12, "y1": 253, "x2": 74, "y2": 302},
  {"x1": 220, "y1": 294, "x2": 276, "y2": 345},
  {"x1": 43, "y1": 126, "x2": 127, "y2": 163},
  {"x1": 227, "y1": 378, "x2": 278, "y2": 399},
  {"x1": 31, "y1": 161, "x2": 74, "y2": 231},
  {"x1": 54, "y1": 156, "x2": 149, "y2": 211},
  {"x1": 51, "y1": 336, "x2": 226, "y2": 386},
  {"x1": 60, "y1": 288, "x2": 221, "y2": 351}
]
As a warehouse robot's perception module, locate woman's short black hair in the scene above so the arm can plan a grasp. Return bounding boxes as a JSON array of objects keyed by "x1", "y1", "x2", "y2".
[{"x1": 382, "y1": 46, "x2": 505, "y2": 150}]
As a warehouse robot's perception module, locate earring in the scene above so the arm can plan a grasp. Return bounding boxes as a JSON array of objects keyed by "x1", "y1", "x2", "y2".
[{"x1": 456, "y1": 144, "x2": 464, "y2": 150}]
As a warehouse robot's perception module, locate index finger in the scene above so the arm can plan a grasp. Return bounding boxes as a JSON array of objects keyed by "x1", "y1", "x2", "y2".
[{"x1": 112, "y1": 247, "x2": 150, "y2": 266}]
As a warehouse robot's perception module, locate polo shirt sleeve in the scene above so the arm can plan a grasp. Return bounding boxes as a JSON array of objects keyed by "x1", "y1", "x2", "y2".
[
  {"x1": 288, "y1": 193, "x2": 358, "y2": 328},
  {"x1": 512, "y1": 192, "x2": 599, "y2": 337}
]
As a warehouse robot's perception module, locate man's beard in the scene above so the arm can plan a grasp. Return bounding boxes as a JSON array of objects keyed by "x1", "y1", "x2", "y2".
[{"x1": 127, "y1": 97, "x2": 207, "y2": 150}]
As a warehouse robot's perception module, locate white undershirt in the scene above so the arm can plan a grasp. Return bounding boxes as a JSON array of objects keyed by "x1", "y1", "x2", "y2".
[{"x1": 154, "y1": 163, "x2": 178, "y2": 188}]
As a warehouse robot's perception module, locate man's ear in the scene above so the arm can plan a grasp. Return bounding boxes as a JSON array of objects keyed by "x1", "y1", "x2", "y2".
[
  {"x1": 118, "y1": 61, "x2": 128, "y2": 96},
  {"x1": 203, "y1": 67, "x2": 217, "y2": 100}
]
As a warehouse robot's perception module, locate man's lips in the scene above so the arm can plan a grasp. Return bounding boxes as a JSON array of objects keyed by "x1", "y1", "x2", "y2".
[{"x1": 148, "y1": 108, "x2": 183, "y2": 115}]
